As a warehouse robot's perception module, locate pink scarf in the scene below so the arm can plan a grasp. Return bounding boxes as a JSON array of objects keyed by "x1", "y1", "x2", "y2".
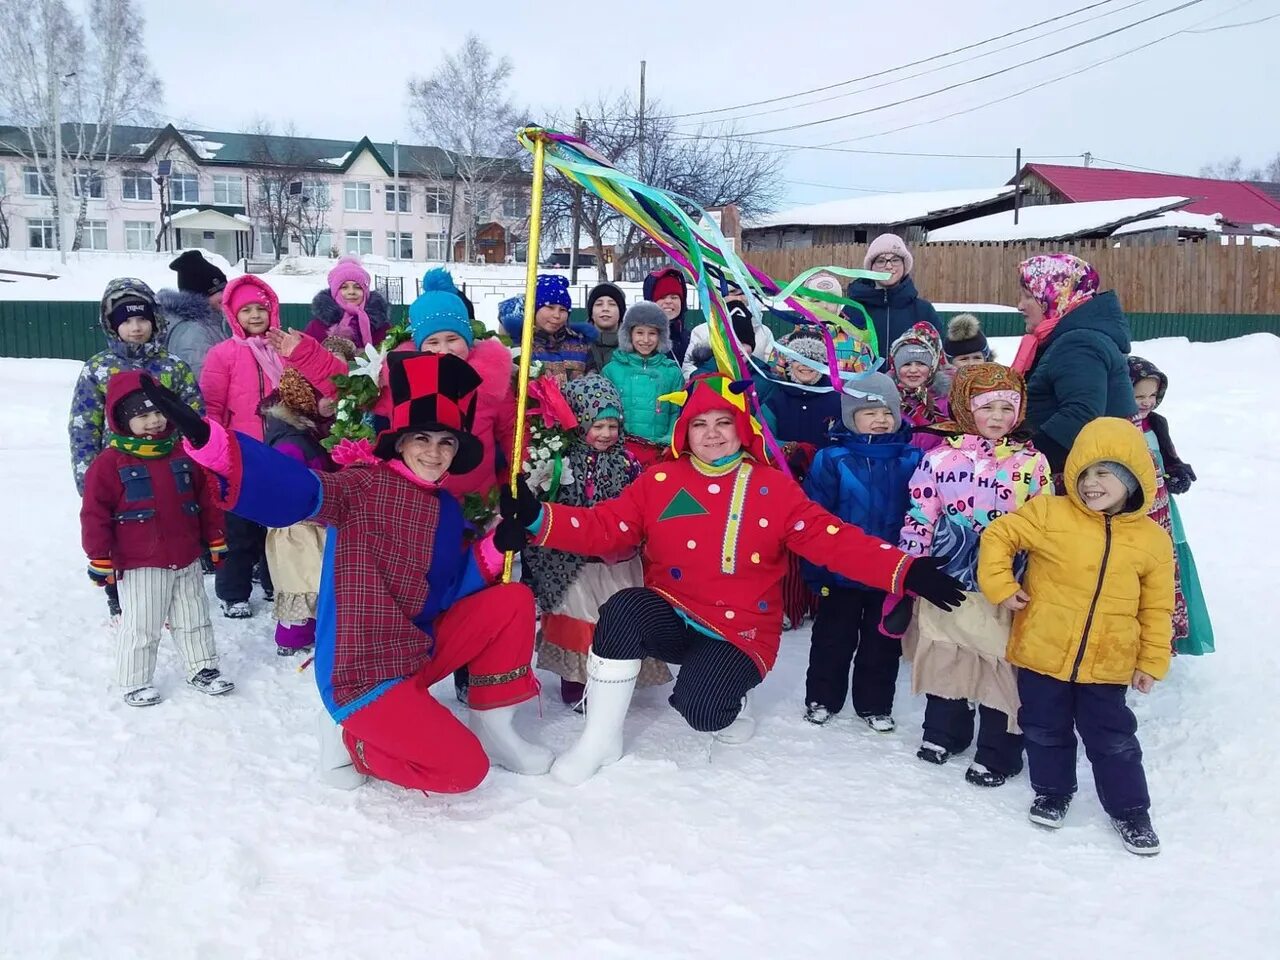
[
  {"x1": 334, "y1": 301, "x2": 372, "y2": 349},
  {"x1": 1012, "y1": 254, "x2": 1100, "y2": 375},
  {"x1": 238, "y1": 336, "x2": 285, "y2": 390}
]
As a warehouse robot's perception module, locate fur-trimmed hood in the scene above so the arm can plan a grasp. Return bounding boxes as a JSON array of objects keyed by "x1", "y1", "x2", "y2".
[
  {"x1": 157, "y1": 288, "x2": 224, "y2": 330},
  {"x1": 261, "y1": 402, "x2": 324, "y2": 437},
  {"x1": 466, "y1": 337, "x2": 516, "y2": 405},
  {"x1": 310, "y1": 288, "x2": 391, "y2": 331}
]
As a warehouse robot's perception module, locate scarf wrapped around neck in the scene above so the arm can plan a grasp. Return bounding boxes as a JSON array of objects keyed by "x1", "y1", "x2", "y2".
[
  {"x1": 1012, "y1": 254, "x2": 1100, "y2": 374},
  {"x1": 333, "y1": 300, "x2": 372, "y2": 349},
  {"x1": 237, "y1": 335, "x2": 285, "y2": 390}
]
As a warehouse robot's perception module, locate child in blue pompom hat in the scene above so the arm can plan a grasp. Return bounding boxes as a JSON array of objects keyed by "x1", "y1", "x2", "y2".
[{"x1": 499, "y1": 274, "x2": 597, "y2": 383}]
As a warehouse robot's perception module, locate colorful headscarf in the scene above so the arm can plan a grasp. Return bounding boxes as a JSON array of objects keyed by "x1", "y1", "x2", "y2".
[
  {"x1": 1126, "y1": 355, "x2": 1168, "y2": 407},
  {"x1": 938, "y1": 362, "x2": 1027, "y2": 436},
  {"x1": 1012, "y1": 254, "x2": 1100, "y2": 374}
]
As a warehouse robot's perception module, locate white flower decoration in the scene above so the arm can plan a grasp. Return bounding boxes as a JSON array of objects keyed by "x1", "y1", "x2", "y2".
[{"x1": 351, "y1": 343, "x2": 385, "y2": 383}]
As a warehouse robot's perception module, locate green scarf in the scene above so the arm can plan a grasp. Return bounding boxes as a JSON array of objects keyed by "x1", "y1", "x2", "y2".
[{"x1": 107, "y1": 431, "x2": 176, "y2": 458}]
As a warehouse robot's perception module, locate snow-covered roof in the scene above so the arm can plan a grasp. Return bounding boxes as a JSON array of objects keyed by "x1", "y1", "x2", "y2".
[
  {"x1": 178, "y1": 131, "x2": 225, "y2": 160},
  {"x1": 1112, "y1": 210, "x2": 1228, "y2": 236},
  {"x1": 319, "y1": 152, "x2": 351, "y2": 167},
  {"x1": 928, "y1": 197, "x2": 1192, "y2": 242},
  {"x1": 745, "y1": 187, "x2": 1016, "y2": 230}
]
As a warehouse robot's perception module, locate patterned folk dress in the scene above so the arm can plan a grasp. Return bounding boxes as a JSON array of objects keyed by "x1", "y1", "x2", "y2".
[{"x1": 1134, "y1": 414, "x2": 1190, "y2": 645}]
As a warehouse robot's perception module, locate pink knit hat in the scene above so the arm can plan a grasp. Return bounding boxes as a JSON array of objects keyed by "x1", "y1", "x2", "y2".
[
  {"x1": 327, "y1": 256, "x2": 373, "y2": 347},
  {"x1": 863, "y1": 233, "x2": 914, "y2": 276}
]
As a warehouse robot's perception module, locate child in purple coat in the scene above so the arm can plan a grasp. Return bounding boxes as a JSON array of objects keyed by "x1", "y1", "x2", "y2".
[{"x1": 261, "y1": 368, "x2": 335, "y2": 655}]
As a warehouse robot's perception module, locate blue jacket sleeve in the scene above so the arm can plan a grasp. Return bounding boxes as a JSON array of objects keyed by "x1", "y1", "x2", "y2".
[
  {"x1": 221, "y1": 433, "x2": 325, "y2": 528},
  {"x1": 68, "y1": 364, "x2": 106, "y2": 496}
]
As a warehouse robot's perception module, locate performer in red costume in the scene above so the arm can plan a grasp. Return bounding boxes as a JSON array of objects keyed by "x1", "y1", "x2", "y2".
[{"x1": 496, "y1": 372, "x2": 965, "y2": 785}]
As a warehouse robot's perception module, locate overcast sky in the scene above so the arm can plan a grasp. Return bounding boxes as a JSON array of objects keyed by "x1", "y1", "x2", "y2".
[{"x1": 138, "y1": 0, "x2": 1279, "y2": 209}]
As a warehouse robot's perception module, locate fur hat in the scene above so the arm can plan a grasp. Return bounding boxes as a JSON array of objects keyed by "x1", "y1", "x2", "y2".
[
  {"x1": 535, "y1": 274, "x2": 572, "y2": 311},
  {"x1": 782, "y1": 329, "x2": 827, "y2": 366},
  {"x1": 840, "y1": 372, "x2": 903, "y2": 432},
  {"x1": 373, "y1": 352, "x2": 483, "y2": 471},
  {"x1": 276, "y1": 368, "x2": 320, "y2": 416},
  {"x1": 410, "y1": 268, "x2": 472, "y2": 348},
  {"x1": 322, "y1": 336, "x2": 357, "y2": 362},
  {"x1": 618, "y1": 301, "x2": 672, "y2": 355},
  {"x1": 169, "y1": 250, "x2": 227, "y2": 297},
  {"x1": 864, "y1": 233, "x2": 914, "y2": 276},
  {"x1": 563, "y1": 374, "x2": 625, "y2": 427},
  {"x1": 586, "y1": 282, "x2": 626, "y2": 322},
  {"x1": 943, "y1": 313, "x2": 990, "y2": 360}
]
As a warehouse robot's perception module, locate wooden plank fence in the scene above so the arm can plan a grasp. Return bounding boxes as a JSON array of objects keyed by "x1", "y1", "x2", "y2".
[{"x1": 746, "y1": 240, "x2": 1280, "y2": 314}]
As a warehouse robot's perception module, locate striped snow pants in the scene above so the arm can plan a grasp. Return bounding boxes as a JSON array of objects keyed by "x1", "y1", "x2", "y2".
[
  {"x1": 593, "y1": 587, "x2": 762, "y2": 733},
  {"x1": 115, "y1": 561, "x2": 219, "y2": 689}
]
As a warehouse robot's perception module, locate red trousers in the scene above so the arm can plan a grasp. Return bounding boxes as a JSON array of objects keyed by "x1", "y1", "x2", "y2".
[
  {"x1": 340, "y1": 583, "x2": 539, "y2": 793},
  {"x1": 782, "y1": 551, "x2": 819, "y2": 625}
]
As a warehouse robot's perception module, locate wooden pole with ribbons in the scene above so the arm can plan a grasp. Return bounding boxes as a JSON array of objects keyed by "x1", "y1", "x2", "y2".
[{"x1": 503, "y1": 128, "x2": 548, "y2": 583}]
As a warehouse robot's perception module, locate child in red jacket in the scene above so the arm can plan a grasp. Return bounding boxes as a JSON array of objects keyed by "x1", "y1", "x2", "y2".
[{"x1": 80, "y1": 371, "x2": 234, "y2": 707}]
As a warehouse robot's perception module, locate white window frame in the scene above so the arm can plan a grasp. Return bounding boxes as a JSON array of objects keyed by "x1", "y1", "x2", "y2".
[
  {"x1": 257, "y1": 227, "x2": 276, "y2": 256},
  {"x1": 385, "y1": 183, "x2": 411, "y2": 213},
  {"x1": 301, "y1": 178, "x2": 330, "y2": 205},
  {"x1": 73, "y1": 168, "x2": 105, "y2": 199},
  {"x1": 474, "y1": 191, "x2": 490, "y2": 221},
  {"x1": 344, "y1": 229, "x2": 373, "y2": 255},
  {"x1": 82, "y1": 219, "x2": 108, "y2": 250},
  {"x1": 343, "y1": 181, "x2": 371, "y2": 212},
  {"x1": 424, "y1": 186, "x2": 451, "y2": 215},
  {"x1": 124, "y1": 220, "x2": 156, "y2": 251},
  {"x1": 170, "y1": 172, "x2": 200, "y2": 204},
  {"x1": 212, "y1": 174, "x2": 245, "y2": 206},
  {"x1": 424, "y1": 231, "x2": 448, "y2": 261},
  {"x1": 27, "y1": 217, "x2": 56, "y2": 249},
  {"x1": 23, "y1": 165, "x2": 51, "y2": 197},
  {"x1": 501, "y1": 188, "x2": 524, "y2": 218},
  {"x1": 120, "y1": 169, "x2": 153, "y2": 201},
  {"x1": 385, "y1": 231, "x2": 414, "y2": 260}
]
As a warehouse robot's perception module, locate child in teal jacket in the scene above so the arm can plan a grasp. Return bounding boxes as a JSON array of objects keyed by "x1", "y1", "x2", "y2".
[{"x1": 602, "y1": 301, "x2": 684, "y2": 468}]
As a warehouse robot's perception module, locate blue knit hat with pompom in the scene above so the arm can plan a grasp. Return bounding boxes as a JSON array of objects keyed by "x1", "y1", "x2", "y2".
[{"x1": 410, "y1": 268, "x2": 472, "y2": 348}]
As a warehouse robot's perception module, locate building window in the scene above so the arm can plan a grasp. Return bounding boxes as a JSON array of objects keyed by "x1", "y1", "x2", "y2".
[
  {"x1": 343, "y1": 181, "x2": 371, "y2": 212},
  {"x1": 423, "y1": 186, "x2": 451, "y2": 214},
  {"x1": 257, "y1": 228, "x2": 276, "y2": 256},
  {"x1": 474, "y1": 191, "x2": 490, "y2": 220},
  {"x1": 27, "y1": 217, "x2": 56, "y2": 249},
  {"x1": 82, "y1": 220, "x2": 108, "y2": 250},
  {"x1": 386, "y1": 231, "x2": 413, "y2": 260},
  {"x1": 121, "y1": 169, "x2": 153, "y2": 201},
  {"x1": 23, "y1": 166, "x2": 51, "y2": 197},
  {"x1": 344, "y1": 230, "x2": 373, "y2": 255},
  {"x1": 425, "y1": 231, "x2": 448, "y2": 261},
  {"x1": 307, "y1": 230, "x2": 333, "y2": 257},
  {"x1": 385, "y1": 183, "x2": 411, "y2": 213},
  {"x1": 213, "y1": 174, "x2": 245, "y2": 206},
  {"x1": 170, "y1": 172, "x2": 199, "y2": 203},
  {"x1": 124, "y1": 220, "x2": 155, "y2": 251},
  {"x1": 502, "y1": 189, "x2": 525, "y2": 218},
  {"x1": 301, "y1": 178, "x2": 330, "y2": 205},
  {"x1": 73, "y1": 169, "x2": 105, "y2": 199}
]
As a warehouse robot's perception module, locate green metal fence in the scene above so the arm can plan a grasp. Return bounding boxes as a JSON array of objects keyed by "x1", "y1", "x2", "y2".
[{"x1": 3, "y1": 300, "x2": 1278, "y2": 362}]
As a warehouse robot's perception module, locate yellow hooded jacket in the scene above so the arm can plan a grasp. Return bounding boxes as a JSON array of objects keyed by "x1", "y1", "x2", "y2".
[{"x1": 977, "y1": 417, "x2": 1174, "y2": 683}]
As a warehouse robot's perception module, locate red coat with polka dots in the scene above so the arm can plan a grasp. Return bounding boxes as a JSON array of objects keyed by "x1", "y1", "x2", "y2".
[{"x1": 532, "y1": 455, "x2": 915, "y2": 675}]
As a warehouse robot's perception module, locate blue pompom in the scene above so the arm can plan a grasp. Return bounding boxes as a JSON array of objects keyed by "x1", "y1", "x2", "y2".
[{"x1": 421, "y1": 268, "x2": 457, "y2": 294}]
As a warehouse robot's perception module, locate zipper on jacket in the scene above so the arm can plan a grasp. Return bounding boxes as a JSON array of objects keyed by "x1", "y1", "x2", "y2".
[{"x1": 1070, "y1": 515, "x2": 1112, "y2": 682}]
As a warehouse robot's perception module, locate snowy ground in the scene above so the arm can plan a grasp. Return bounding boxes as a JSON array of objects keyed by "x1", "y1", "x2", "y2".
[{"x1": 1, "y1": 336, "x2": 1275, "y2": 959}]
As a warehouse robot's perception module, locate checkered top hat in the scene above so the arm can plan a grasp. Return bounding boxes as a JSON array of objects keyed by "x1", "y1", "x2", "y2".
[{"x1": 373, "y1": 352, "x2": 484, "y2": 472}]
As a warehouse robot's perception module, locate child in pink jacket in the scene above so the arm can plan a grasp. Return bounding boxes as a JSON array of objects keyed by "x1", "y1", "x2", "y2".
[{"x1": 200, "y1": 274, "x2": 287, "y2": 618}]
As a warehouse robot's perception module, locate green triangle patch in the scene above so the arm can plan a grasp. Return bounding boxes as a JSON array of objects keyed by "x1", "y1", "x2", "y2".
[{"x1": 659, "y1": 488, "x2": 710, "y2": 521}]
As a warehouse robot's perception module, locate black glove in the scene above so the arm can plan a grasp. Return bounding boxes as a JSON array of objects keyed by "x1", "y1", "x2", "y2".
[
  {"x1": 498, "y1": 474, "x2": 540, "y2": 527},
  {"x1": 140, "y1": 375, "x2": 210, "y2": 447},
  {"x1": 903, "y1": 556, "x2": 965, "y2": 612},
  {"x1": 493, "y1": 516, "x2": 531, "y2": 553},
  {"x1": 880, "y1": 596, "x2": 913, "y2": 638},
  {"x1": 1166, "y1": 462, "x2": 1196, "y2": 496}
]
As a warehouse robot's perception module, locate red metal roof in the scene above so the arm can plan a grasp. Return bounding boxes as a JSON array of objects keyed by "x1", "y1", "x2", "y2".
[{"x1": 1018, "y1": 164, "x2": 1280, "y2": 225}]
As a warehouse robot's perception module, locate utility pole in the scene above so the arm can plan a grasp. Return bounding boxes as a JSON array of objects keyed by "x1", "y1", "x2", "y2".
[
  {"x1": 570, "y1": 111, "x2": 584, "y2": 284},
  {"x1": 1013, "y1": 147, "x2": 1022, "y2": 226},
  {"x1": 1083, "y1": 151, "x2": 1093, "y2": 168},
  {"x1": 393, "y1": 140, "x2": 401, "y2": 260},
  {"x1": 637, "y1": 60, "x2": 647, "y2": 182}
]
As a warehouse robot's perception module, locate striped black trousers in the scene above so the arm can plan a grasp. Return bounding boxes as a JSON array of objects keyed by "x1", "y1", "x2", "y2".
[{"x1": 594, "y1": 587, "x2": 761, "y2": 733}]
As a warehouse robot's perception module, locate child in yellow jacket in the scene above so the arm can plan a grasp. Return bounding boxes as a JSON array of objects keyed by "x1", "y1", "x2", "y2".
[{"x1": 978, "y1": 417, "x2": 1174, "y2": 856}]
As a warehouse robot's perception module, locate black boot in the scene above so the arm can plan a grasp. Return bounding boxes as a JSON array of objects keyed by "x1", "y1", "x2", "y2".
[
  {"x1": 964, "y1": 763, "x2": 1008, "y2": 787},
  {"x1": 916, "y1": 742, "x2": 951, "y2": 765},
  {"x1": 453, "y1": 667, "x2": 469, "y2": 705},
  {"x1": 1029, "y1": 794, "x2": 1072, "y2": 829},
  {"x1": 1111, "y1": 810, "x2": 1161, "y2": 856}
]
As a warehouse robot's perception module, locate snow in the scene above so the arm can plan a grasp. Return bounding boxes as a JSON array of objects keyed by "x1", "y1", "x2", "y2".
[
  {"x1": 745, "y1": 187, "x2": 1016, "y2": 230},
  {"x1": 0, "y1": 250, "x2": 237, "y2": 300},
  {"x1": 318, "y1": 152, "x2": 351, "y2": 167},
  {"x1": 3, "y1": 333, "x2": 1278, "y2": 960},
  {"x1": 1112, "y1": 210, "x2": 1228, "y2": 236},
  {"x1": 178, "y1": 132, "x2": 225, "y2": 161},
  {"x1": 934, "y1": 302, "x2": 1021, "y2": 314},
  {"x1": 928, "y1": 198, "x2": 1193, "y2": 243}
]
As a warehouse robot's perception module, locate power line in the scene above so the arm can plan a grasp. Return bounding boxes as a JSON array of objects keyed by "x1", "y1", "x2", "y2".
[
  {"x1": 724, "y1": 0, "x2": 1206, "y2": 138},
  {"x1": 784, "y1": 179, "x2": 893, "y2": 194},
  {"x1": 1088, "y1": 156, "x2": 1185, "y2": 174},
  {"x1": 1181, "y1": 10, "x2": 1279, "y2": 30},
  {"x1": 647, "y1": 0, "x2": 1134, "y2": 121},
  {"x1": 678, "y1": 0, "x2": 1154, "y2": 129}
]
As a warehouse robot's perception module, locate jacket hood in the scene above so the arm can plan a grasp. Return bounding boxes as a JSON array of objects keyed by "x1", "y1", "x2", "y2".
[
  {"x1": 466, "y1": 336, "x2": 515, "y2": 404},
  {"x1": 642, "y1": 267, "x2": 688, "y2": 324},
  {"x1": 848, "y1": 274, "x2": 919, "y2": 308},
  {"x1": 99, "y1": 277, "x2": 165, "y2": 340},
  {"x1": 104, "y1": 370, "x2": 171, "y2": 436},
  {"x1": 1046, "y1": 290, "x2": 1131, "y2": 355},
  {"x1": 1064, "y1": 417, "x2": 1156, "y2": 519},
  {"x1": 310, "y1": 288, "x2": 391, "y2": 330},
  {"x1": 156, "y1": 288, "x2": 222, "y2": 328},
  {"x1": 222, "y1": 275, "x2": 281, "y2": 339},
  {"x1": 1127, "y1": 355, "x2": 1168, "y2": 406},
  {"x1": 618, "y1": 301, "x2": 673, "y2": 355},
  {"x1": 262, "y1": 402, "x2": 324, "y2": 439}
]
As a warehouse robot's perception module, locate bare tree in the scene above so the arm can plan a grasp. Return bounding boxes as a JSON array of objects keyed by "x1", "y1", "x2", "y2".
[
  {"x1": 1200, "y1": 155, "x2": 1264, "y2": 181},
  {"x1": 0, "y1": 0, "x2": 161, "y2": 254},
  {"x1": 407, "y1": 35, "x2": 523, "y2": 262},
  {"x1": 544, "y1": 91, "x2": 782, "y2": 280},
  {"x1": 293, "y1": 177, "x2": 333, "y2": 256},
  {"x1": 243, "y1": 121, "x2": 317, "y2": 262},
  {"x1": 0, "y1": 195, "x2": 10, "y2": 248}
]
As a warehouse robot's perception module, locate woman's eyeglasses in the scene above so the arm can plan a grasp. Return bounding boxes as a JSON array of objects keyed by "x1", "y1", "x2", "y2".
[{"x1": 872, "y1": 255, "x2": 904, "y2": 268}]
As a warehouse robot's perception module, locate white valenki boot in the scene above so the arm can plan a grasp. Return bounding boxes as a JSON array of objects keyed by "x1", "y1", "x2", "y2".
[
  {"x1": 712, "y1": 693, "x2": 756, "y2": 745},
  {"x1": 469, "y1": 704, "x2": 555, "y2": 775},
  {"x1": 550, "y1": 651, "x2": 642, "y2": 786},
  {"x1": 317, "y1": 711, "x2": 367, "y2": 790}
]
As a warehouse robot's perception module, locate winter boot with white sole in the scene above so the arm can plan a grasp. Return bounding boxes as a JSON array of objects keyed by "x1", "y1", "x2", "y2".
[
  {"x1": 713, "y1": 693, "x2": 756, "y2": 745},
  {"x1": 550, "y1": 651, "x2": 642, "y2": 786},
  {"x1": 317, "y1": 711, "x2": 367, "y2": 790},
  {"x1": 468, "y1": 704, "x2": 555, "y2": 775}
]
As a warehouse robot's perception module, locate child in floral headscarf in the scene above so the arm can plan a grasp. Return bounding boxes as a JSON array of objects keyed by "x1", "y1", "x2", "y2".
[
  {"x1": 520, "y1": 374, "x2": 671, "y2": 705},
  {"x1": 887, "y1": 322, "x2": 951, "y2": 452}
]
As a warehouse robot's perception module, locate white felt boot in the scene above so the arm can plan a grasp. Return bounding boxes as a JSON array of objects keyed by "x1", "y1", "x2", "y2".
[
  {"x1": 469, "y1": 704, "x2": 555, "y2": 775},
  {"x1": 317, "y1": 711, "x2": 367, "y2": 790},
  {"x1": 712, "y1": 692, "x2": 756, "y2": 745},
  {"x1": 550, "y1": 652, "x2": 642, "y2": 786}
]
